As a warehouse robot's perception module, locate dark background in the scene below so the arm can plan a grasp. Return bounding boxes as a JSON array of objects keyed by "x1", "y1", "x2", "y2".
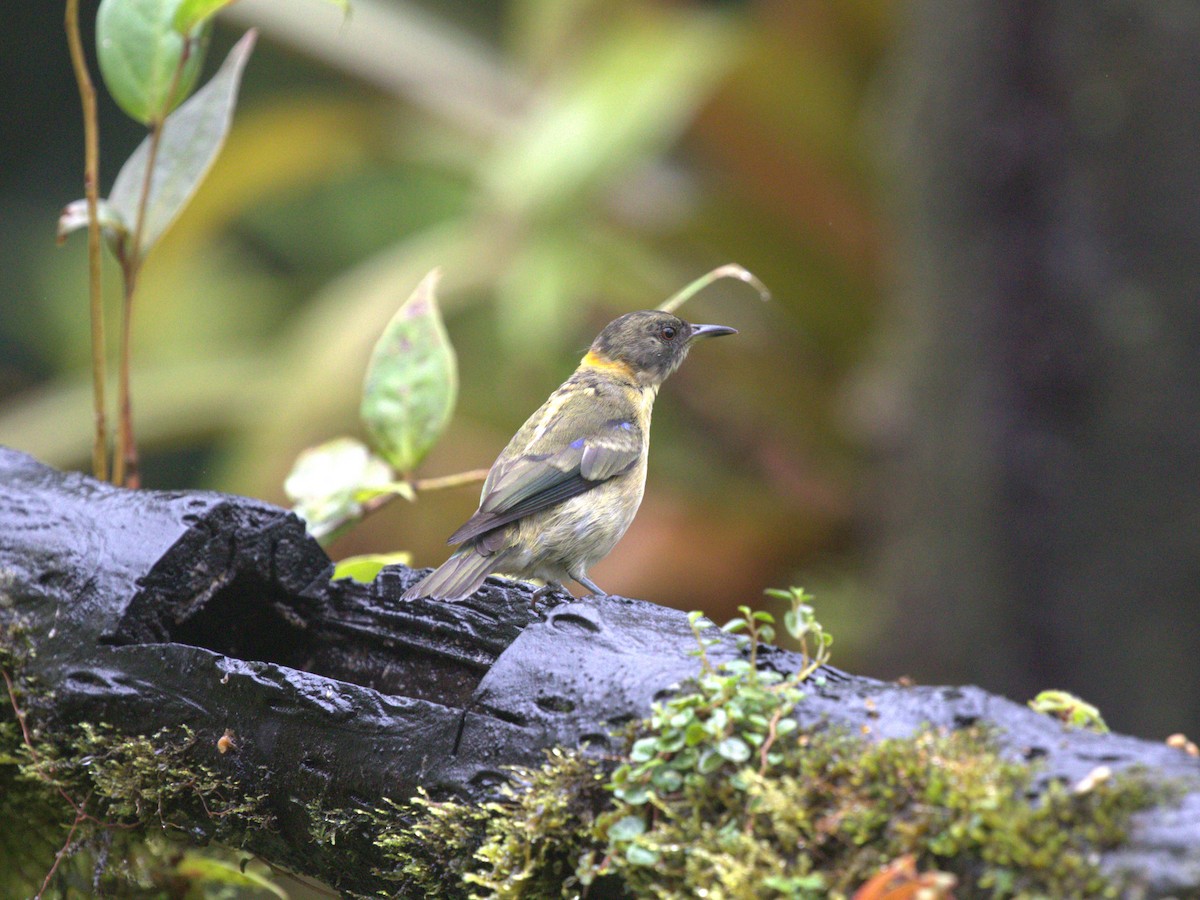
[{"x1": 2, "y1": 0, "x2": 1198, "y2": 740}]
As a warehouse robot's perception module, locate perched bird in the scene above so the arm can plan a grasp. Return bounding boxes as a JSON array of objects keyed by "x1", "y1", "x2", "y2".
[{"x1": 402, "y1": 309, "x2": 737, "y2": 602}]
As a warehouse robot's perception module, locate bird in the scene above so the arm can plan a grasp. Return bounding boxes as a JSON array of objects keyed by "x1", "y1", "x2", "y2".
[{"x1": 401, "y1": 309, "x2": 737, "y2": 602}]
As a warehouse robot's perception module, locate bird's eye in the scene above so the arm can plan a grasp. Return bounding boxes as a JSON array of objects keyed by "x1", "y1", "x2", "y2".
[{"x1": 659, "y1": 325, "x2": 677, "y2": 341}]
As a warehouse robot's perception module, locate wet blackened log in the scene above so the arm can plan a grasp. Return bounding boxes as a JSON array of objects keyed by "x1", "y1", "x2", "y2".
[{"x1": 1, "y1": 445, "x2": 1199, "y2": 896}]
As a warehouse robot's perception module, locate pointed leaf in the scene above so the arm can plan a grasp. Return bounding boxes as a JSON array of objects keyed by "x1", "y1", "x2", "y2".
[
  {"x1": 175, "y1": 0, "x2": 350, "y2": 35},
  {"x1": 108, "y1": 29, "x2": 256, "y2": 260},
  {"x1": 97, "y1": 0, "x2": 211, "y2": 124},
  {"x1": 361, "y1": 269, "x2": 458, "y2": 473},
  {"x1": 174, "y1": 852, "x2": 286, "y2": 898},
  {"x1": 332, "y1": 552, "x2": 413, "y2": 583},
  {"x1": 173, "y1": 0, "x2": 237, "y2": 35}
]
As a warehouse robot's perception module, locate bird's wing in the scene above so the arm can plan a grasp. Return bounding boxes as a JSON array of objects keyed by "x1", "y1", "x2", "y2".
[{"x1": 446, "y1": 415, "x2": 642, "y2": 546}]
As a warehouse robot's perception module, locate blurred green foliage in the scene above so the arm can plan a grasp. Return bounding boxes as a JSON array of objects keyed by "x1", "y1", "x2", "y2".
[{"x1": 0, "y1": 0, "x2": 893, "y2": 632}]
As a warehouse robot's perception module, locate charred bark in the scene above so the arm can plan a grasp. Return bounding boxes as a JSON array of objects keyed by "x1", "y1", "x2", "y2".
[{"x1": 1, "y1": 446, "x2": 1198, "y2": 896}]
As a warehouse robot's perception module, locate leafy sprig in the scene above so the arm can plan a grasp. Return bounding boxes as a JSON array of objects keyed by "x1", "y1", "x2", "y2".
[{"x1": 602, "y1": 587, "x2": 831, "y2": 871}]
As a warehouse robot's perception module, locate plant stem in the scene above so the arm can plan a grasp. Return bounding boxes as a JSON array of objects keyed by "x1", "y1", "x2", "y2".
[
  {"x1": 113, "y1": 38, "x2": 194, "y2": 488},
  {"x1": 316, "y1": 468, "x2": 490, "y2": 545},
  {"x1": 113, "y1": 115, "x2": 163, "y2": 488},
  {"x1": 353, "y1": 468, "x2": 489, "y2": 523},
  {"x1": 64, "y1": 0, "x2": 108, "y2": 482},
  {"x1": 113, "y1": 270, "x2": 140, "y2": 487},
  {"x1": 411, "y1": 468, "x2": 490, "y2": 492}
]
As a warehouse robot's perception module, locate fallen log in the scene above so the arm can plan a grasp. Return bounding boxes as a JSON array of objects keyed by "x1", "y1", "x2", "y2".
[{"x1": 1, "y1": 445, "x2": 1198, "y2": 897}]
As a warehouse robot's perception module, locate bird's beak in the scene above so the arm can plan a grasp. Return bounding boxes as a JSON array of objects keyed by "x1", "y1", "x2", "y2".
[{"x1": 689, "y1": 323, "x2": 738, "y2": 340}]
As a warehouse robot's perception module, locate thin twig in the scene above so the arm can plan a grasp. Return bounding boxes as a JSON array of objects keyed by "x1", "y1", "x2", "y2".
[
  {"x1": 411, "y1": 468, "x2": 489, "y2": 492},
  {"x1": 355, "y1": 468, "x2": 489, "y2": 525},
  {"x1": 38, "y1": 809, "x2": 85, "y2": 900},
  {"x1": 759, "y1": 705, "x2": 787, "y2": 775},
  {"x1": 2, "y1": 667, "x2": 35, "y2": 757},
  {"x1": 64, "y1": 0, "x2": 108, "y2": 482},
  {"x1": 113, "y1": 273, "x2": 139, "y2": 487}
]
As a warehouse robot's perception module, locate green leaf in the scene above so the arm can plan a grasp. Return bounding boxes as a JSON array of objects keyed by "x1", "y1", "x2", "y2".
[
  {"x1": 482, "y1": 8, "x2": 738, "y2": 216},
  {"x1": 332, "y1": 552, "x2": 414, "y2": 583},
  {"x1": 630, "y1": 737, "x2": 658, "y2": 763},
  {"x1": 684, "y1": 721, "x2": 708, "y2": 747},
  {"x1": 284, "y1": 436, "x2": 394, "y2": 540},
  {"x1": 174, "y1": 852, "x2": 286, "y2": 898},
  {"x1": 97, "y1": 0, "x2": 211, "y2": 124},
  {"x1": 174, "y1": 0, "x2": 349, "y2": 36},
  {"x1": 108, "y1": 29, "x2": 256, "y2": 260},
  {"x1": 361, "y1": 269, "x2": 458, "y2": 473},
  {"x1": 697, "y1": 748, "x2": 724, "y2": 774},
  {"x1": 606, "y1": 815, "x2": 646, "y2": 842},
  {"x1": 716, "y1": 736, "x2": 751, "y2": 763},
  {"x1": 651, "y1": 767, "x2": 683, "y2": 792},
  {"x1": 783, "y1": 609, "x2": 800, "y2": 638},
  {"x1": 173, "y1": 0, "x2": 235, "y2": 34},
  {"x1": 672, "y1": 747, "x2": 698, "y2": 770},
  {"x1": 354, "y1": 481, "x2": 417, "y2": 504},
  {"x1": 624, "y1": 844, "x2": 660, "y2": 867},
  {"x1": 655, "y1": 731, "x2": 685, "y2": 754},
  {"x1": 613, "y1": 784, "x2": 651, "y2": 806}
]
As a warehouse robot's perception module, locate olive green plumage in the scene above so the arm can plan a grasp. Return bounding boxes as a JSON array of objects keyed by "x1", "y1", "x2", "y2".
[{"x1": 402, "y1": 310, "x2": 736, "y2": 602}]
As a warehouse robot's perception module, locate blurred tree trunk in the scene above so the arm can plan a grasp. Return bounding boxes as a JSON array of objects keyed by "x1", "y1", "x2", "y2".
[{"x1": 872, "y1": 0, "x2": 1200, "y2": 737}]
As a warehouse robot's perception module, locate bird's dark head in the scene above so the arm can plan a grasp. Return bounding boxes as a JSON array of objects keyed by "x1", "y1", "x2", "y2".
[{"x1": 584, "y1": 310, "x2": 737, "y2": 386}]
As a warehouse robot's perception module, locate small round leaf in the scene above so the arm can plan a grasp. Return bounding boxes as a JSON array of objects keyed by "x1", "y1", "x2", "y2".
[{"x1": 97, "y1": 0, "x2": 211, "y2": 124}]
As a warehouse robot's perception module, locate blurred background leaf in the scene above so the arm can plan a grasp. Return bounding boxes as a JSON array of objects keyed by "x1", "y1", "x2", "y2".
[
  {"x1": 4, "y1": 0, "x2": 1198, "y2": 744},
  {"x1": 0, "y1": 0, "x2": 891, "y2": 677}
]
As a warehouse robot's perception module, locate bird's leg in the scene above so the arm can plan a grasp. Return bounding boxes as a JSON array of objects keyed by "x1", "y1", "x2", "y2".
[{"x1": 572, "y1": 571, "x2": 607, "y2": 598}]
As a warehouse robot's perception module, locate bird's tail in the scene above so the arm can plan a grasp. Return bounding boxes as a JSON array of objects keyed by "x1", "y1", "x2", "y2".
[{"x1": 401, "y1": 546, "x2": 498, "y2": 602}]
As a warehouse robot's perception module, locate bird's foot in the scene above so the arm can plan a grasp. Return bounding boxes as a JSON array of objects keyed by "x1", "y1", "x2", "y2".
[{"x1": 529, "y1": 580, "x2": 571, "y2": 611}]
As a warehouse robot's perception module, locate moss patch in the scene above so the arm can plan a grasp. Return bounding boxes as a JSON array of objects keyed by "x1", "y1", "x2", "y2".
[
  {"x1": 0, "y1": 663, "x2": 278, "y2": 897},
  {"x1": 389, "y1": 725, "x2": 1166, "y2": 900}
]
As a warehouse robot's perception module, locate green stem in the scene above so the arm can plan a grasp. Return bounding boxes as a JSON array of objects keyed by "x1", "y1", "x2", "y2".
[
  {"x1": 115, "y1": 39, "x2": 193, "y2": 488},
  {"x1": 113, "y1": 116, "x2": 162, "y2": 488},
  {"x1": 64, "y1": 0, "x2": 108, "y2": 482}
]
